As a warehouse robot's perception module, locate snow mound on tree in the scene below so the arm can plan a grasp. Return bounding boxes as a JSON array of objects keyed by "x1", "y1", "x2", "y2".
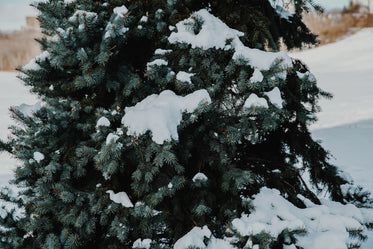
[
  {"x1": 23, "y1": 51, "x2": 50, "y2": 71},
  {"x1": 192, "y1": 172, "x2": 208, "y2": 182},
  {"x1": 96, "y1": 117, "x2": 110, "y2": 128},
  {"x1": 33, "y1": 152, "x2": 45, "y2": 163},
  {"x1": 174, "y1": 226, "x2": 211, "y2": 249},
  {"x1": 15, "y1": 101, "x2": 42, "y2": 117},
  {"x1": 243, "y1": 87, "x2": 283, "y2": 109},
  {"x1": 168, "y1": 9, "x2": 244, "y2": 50},
  {"x1": 106, "y1": 133, "x2": 119, "y2": 145},
  {"x1": 133, "y1": 238, "x2": 152, "y2": 249},
  {"x1": 176, "y1": 71, "x2": 194, "y2": 84},
  {"x1": 154, "y1": 49, "x2": 172, "y2": 55},
  {"x1": 147, "y1": 59, "x2": 168, "y2": 69},
  {"x1": 232, "y1": 187, "x2": 373, "y2": 249},
  {"x1": 113, "y1": 5, "x2": 128, "y2": 17},
  {"x1": 106, "y1": 190, "x2": 133, "y2": 208},
  {"x1": 121, "y1": 89, "x2": 211, "y2": 144},
  {"x1": 168, "y1": 9, "x2": 292, "y2": 79},
  {"x1": 265, "y1": 87, "x2": 283, "y2": 108},
  {"x1": 250, "y1": 69, "x2": 264, "y2": 82},
  {"x1": 173, "y1": 226, "x2": 237, "y2": 249},
  {"x1": 244, "y1": 94, "x2": 268, "y2": 109},
  {"x1": 268, "y1": 0, "x2": 294, "y2": 21}
]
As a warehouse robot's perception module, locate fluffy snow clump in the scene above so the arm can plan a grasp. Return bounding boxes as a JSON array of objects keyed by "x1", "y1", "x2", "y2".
[
  {"x1": 168, "y1": 9, "x2": 292, "y2": 79},
  {"x1": 232, "y1": 187, "x2": 372, "y2": 249},
  {"x1": 106, "y1": 190, "x2": 134, "y2": 208},
  {"x1": 121, "y1": 89, "x2": 211, "y2": 144},
  {"x1": 23, "y1": 51, "x2": 50, "y2": 71}
]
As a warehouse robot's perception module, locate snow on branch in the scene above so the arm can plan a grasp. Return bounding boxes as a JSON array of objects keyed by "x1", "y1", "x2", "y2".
[
  {"x1": 232, "y1": 187, "x2": 369, "y2": 249},
  {"x1": 268, "y1": 0, "x2": 294, "y2": 22},
  {"x1": 168, "y1": 9, "x2": 293, "y2": 79},
  {"x1": 106, "y1": 190, "x2": 133, "y2": 208},
  {"x1": 121, "y1": 90, "x2": 211, "y2": 144},
  {"x1": 23, "y1": 51, "x2": 50, "y2": 71}
]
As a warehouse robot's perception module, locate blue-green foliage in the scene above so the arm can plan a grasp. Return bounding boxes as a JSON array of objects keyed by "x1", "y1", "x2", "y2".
[{"x1": 0, "y1": 0, "x2": 370, "y2": 248}]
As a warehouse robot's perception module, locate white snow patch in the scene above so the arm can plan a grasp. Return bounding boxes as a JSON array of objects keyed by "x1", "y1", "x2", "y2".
[
  {"x1": 155, "y1": 49, "x2": 172, "y2": 55},
  {"x1": 106, "y1": 133, "x2": 119, "y2": 145},
  {"x1": 268, "y1": 1, "x2": 294, "y2": 21},
  {"x1": 250, "y1": 69, "x2": 264, "y2": 82},
  {"x1": 23, "y1": 51, "x2": 50, "y2": 71},
  {"x1": 133, "y1": 238, "x2": 152, "y2": 249},
  {"x1": 206, "y1": 238, "x2": 235, "y2": 249},
  {"x1": 113, "y1": 5, "x2": 128, "y2": 17},
  {"x1": 15, "y1": 101, "x2": 42, "y2": 117},
  {"x1": 104, "y1": 22, "x2": 129, "y2": 39},
  {"x1": 192, "y1": 173, "x2": 208, "y2": 182},
  {"x1": 96, "y1": 117, "x2": 110, "y2": 128},
  {"x1": 176, "y1": 71, "x2": 194, "y2": 84},
  {"x1": 106, "y1": 190, "x2": 133, "y2": 208},
  {"x1": 147, "y1": 59, "x2": 168, "y2": 70},
  {"x1": 169, "y1": 9, "x2": 292, "y2": 79},
  {"x1": 244, "y1": 94, "x2": 268, "y2": 109},
  {"x1": 232, "y1": 187, "x2": 366, "y2": 249},
  {"x1": 265, "y1": 87, "x2": 283, "y2": 108},
  {"x1": 68, "y1": 10, "x2": 97, "y2": 24},
  {"x1": 116, "y1": 128, "x2": 123, "y2": 136},
  {"x1": 140, "y1": 16, "x2": 148, "y2": 23},
  {"x1": 122, "y1": 89, "x2": 211, "y2": 144},
  {"x1": 296, "y1": 71, "x2": 316, "y2": 82},
  {"x1": 33, "y1": 152, "x2": 45, "y2": 163},
  {"x1": 233, "y1": 48, "x2": 292, "y2": 80},
  {"x1": 64, "y1": 0, "x2": 76, "y2": 3},
  {"x1": 168, "y1": 9, "x2": 243, "y2": 50},
  {"x1": 174, "y1": 226, "x2": 211, "y2": 249}
]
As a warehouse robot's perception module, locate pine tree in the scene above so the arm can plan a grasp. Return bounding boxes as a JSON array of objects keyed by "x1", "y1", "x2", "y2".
[{"x1": 0, "y1": 0, "x2": 372, "y2": 248}]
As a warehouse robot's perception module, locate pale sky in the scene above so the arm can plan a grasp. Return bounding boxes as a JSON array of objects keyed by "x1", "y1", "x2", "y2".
[
  {"x1": 0, "y1": 0, "x2": 36, "y2": 31},
  {"x1": 0, "y1": 0, "x2": 350, "y2": 31}
]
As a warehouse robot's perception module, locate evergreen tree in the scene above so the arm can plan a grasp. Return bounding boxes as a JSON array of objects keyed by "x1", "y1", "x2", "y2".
[{"x1": 0, "y1": 0, "x2": 372, "y2": 248}]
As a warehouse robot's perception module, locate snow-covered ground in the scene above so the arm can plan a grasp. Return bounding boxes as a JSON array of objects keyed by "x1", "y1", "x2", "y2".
[{"x1": 0, "y1": 28, "x2": 372, "y2": 247}]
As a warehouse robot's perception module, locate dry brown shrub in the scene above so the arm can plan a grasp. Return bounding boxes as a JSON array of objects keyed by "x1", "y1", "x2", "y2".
[
  {"x1": 0, "y1": 29, "x2": 41, "y2": 71},
  {"x1": 304, "y1": 4, "x2": 373, "y2": 45}
]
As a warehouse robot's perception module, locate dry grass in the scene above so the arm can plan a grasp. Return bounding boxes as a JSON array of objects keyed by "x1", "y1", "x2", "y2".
[
  {"x1": 0, "y1": 29, "x2": 41, "y2": 71},
  {"x1": 304, "y1": 4, "x2": 373, "y2": 45}
]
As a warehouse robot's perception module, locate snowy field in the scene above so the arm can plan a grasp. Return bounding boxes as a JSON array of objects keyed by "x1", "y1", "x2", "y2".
[
  {"x1": 292, "y1": 28, "x2": 373, "y2": 248},
  {"x1": 0, "y1": 28, "x2": 372, "y2": 247}
]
